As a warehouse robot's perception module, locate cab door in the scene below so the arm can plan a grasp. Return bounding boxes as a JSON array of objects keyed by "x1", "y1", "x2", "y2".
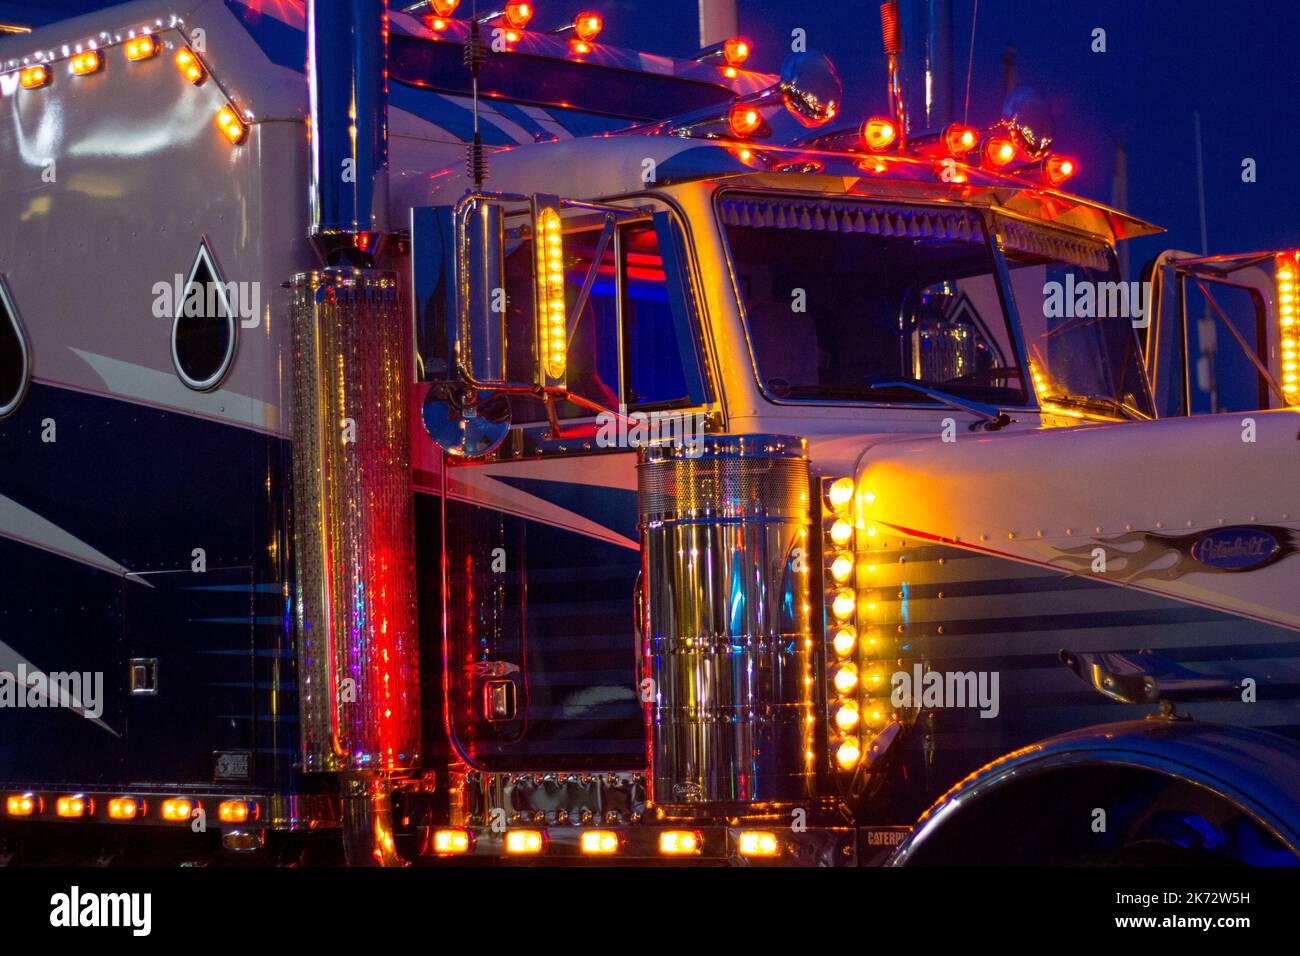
[{"x1": 1145, "y1": 249, "x2": 1296, "y2": 416}]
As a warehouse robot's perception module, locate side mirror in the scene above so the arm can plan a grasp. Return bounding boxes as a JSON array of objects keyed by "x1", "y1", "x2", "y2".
[
  {"x1": 411, "y1": 196, "x2": 516, "y2": 458},
  {"x1": 462, "y1": 200, "x2": 508, "y2": 386}
]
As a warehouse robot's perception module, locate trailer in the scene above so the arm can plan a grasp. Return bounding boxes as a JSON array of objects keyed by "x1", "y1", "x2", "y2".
[{"x1": 0, "y1": 0, "x2": 1298, "y2": 866}]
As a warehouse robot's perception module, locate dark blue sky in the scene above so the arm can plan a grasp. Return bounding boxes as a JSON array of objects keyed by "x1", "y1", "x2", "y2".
[{"x1": 4, "y1": 0, "x2": 1297, "y2": 272}]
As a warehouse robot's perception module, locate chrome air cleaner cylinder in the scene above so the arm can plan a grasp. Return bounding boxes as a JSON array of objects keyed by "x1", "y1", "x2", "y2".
[
  {"x1": 638, "y1": 435, "x2": 815, "y2": 813},
  {"x1": 290, "y1": 269, "x2": 419, "y2": 774}
]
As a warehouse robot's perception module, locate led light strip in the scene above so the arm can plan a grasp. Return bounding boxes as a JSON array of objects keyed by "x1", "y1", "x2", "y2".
[{"x1": 1279, "y1": 252, "x2": 1298, "y2": 404}]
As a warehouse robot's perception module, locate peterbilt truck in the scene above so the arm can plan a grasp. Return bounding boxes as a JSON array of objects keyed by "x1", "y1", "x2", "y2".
[{"x1": 0, "y1": 0, "x2": 1297, "y2": 866}]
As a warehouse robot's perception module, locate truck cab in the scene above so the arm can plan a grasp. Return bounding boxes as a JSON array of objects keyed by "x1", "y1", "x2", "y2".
[{"x1": 2, "y1": 0, "x2": 1298, "y2": 866}]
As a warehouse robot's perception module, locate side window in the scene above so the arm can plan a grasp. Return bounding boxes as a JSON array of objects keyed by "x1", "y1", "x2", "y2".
[
  {"x1": 172, "y1": 242, "x2": 236, "y2": 391},
  {"x1": 622, "y1": 224, "x2": 692, "y2": 408},
  {"x1": 503, "y1": 219, "x2": 697, "y2": 423},
  {"x1": 0, "y1": 276, "x2": 30, "y2": 419},
  {"x1": 1182, "y1": 278, "x2": 1269, "y2": 413}
]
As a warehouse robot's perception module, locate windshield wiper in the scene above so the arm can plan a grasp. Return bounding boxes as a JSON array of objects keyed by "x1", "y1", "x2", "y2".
[
  {"x1": 1039, "y1": 394, "x2": 1151, "y2": 422},
  {"x1": 865, "y1": 381, "x2": 1012, "y2": 431}
]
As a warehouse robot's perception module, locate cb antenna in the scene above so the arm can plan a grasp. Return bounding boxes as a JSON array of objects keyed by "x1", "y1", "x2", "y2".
[{"x1": 466, "y1": 0, "x2": 488, "y2": 189}]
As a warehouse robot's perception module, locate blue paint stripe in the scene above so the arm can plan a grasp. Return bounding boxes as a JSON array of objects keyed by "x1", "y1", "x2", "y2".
[{"x1": 389, "y1": 83, "x2": 517, "y2": 146}]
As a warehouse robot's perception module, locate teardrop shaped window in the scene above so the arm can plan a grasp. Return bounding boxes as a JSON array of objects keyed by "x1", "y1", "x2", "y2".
[
  {"x1": 171, "y1": 242, "x2": 236, "y2": 391},
  {"x1": 0, "y1": 277, "x2": 30, "y2": 419}
]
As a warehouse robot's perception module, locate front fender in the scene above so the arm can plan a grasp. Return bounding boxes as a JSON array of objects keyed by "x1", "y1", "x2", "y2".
[{"x1": 889, "y1": 720, "x2": 1300, "y2": 865}]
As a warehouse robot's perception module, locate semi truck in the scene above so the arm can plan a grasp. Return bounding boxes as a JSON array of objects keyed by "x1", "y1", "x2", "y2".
[{"x1": 0, "y1": 0, "x2": 1297, "y2": 866}]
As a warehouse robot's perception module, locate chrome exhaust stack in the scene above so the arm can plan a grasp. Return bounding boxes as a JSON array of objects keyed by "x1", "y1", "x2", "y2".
[
  {"x1": 294, "y1": 0, "x2": 418, "y2": 865},
  {"x1": 638, "y1": 436, "x2": 816, "y2": 817},
  {"x1": 308, "y1": 0, "x2": 390, "y2": 266}
]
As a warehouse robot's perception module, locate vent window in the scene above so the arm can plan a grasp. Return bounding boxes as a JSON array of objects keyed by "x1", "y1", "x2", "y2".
[
  {"x1": 0, "y1": 277, "x2": 30, "y2": 418},
  {"x1": 171, "y1": 242, "x2": 236, "y2": 390}
]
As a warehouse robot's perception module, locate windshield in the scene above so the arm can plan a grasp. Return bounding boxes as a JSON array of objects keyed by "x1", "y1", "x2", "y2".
[
  {"x1": 721, "y1": 194, "x2": 1028, "y2": 407},
  {"x1": 999, "y1": 217, "x2": 1154, "y2": 419}
]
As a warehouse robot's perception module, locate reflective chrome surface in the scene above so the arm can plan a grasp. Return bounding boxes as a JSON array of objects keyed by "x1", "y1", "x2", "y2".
[
  {"x1": 308, "y1": 0, "x2": 390, "y2": 262},
  {"x1": 998, "y1": 86, "x2": 1054, "y2": 158},
  {"x1": 777, "y1": 52, "x2": 842, "y2": 128},
  {"x1": 639, "y1": 435, "x2": 815, "y2": 812},
  {"x1": 291, "y1": 269, "x2": 420, "y2": 772},
  {"x1": 420, "y1": 388, "x2": 511, "y2": 458}
]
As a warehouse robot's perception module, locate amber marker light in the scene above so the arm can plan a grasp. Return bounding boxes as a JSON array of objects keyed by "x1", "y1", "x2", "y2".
[
  {"x1": 124, "y1": 34, "x2": 160, "y2": 60},
  {"x1": 659, "y1": 830, "x2": 702, "y2": 855},
  {"x1": 218, "y1": 800, "x2": 256, "y2": 823},
  {"x1": 829, "y1": 519, "x2": 853, "y2": 547},
  {"x1": 174, "y1": 47, "x2": 205, "y2": 84},
  {"x1": 835, "y1": 700, "x2": 861, "y2": 732},
  {"x1": 433, "y1": 828, "x2": 473, "y2": 854},
  {"x1": 737, "y1": 830, "x2": 780, "y2": 857},
  {"x1": 107, "y1": 797, "x2": 140, "y2": 820},
  {"x1": 6, "y1": 793, "x2": 37, "y2": 816},
  {"x1": 832, "y1": 626, "x2": 857, "y2": 657},
  {"x1": 580, "y1": 830, "x2": 622, "y2": 855},
  {"x1": 504, "y1": 0, "x2": 532, "y2": 29},
  {"x1": 70, "y1": 50, "x2": 103, "y2": 75},
  {"x1": 728, "y1": 102, "x2": 762, "y2": 137},
  {"x1": 160, "y1": 798, "x2": 193, "y2": 822},
  {"x1": 56, "y1": 795, "x2": 89, "y2": 818},
  {"x1": 836, "y1": 736, "x2": 862, "y2": 769},
  {"x1": 18, "y1": 64, "x2": 48, "y2": 88},
  {"x1": 860, "y1": 116, "x2": 898, "y2": 151},
  {"x1": 827, "y1": 476, "x2": 854, "y2": 511},
  {"x1": 216, "y1": 106, "x2": 248, "y2": 144},
  {"x1": 504, "y1": 829, "x2": 545, "y2": 854},
  {"x1": 833, "y1": 662, "x2": 859, "y2": 694},
  {"x1": 432, "y1": 0, "x2": 460, "y2": 12},
  {"x1": 831, "y1": 588, "x2": 856, "y2": 620},
  {"x1": 1276, "y1": 253, "x2": 1298, "y2": 402}
]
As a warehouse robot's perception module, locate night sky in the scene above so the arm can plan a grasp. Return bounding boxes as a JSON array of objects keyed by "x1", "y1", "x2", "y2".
[{"x1": 3, "y1": 0, "x2": 1297, "y2": 273}]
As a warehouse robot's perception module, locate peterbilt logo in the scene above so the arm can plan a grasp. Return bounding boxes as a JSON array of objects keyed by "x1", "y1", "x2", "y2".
[
  {"x1": 1190, "y1": 527, "x2": 1282, "y2": 572},
  {"x1": 1052, "y1": 524, "x2": 1296, "y2": 582}
]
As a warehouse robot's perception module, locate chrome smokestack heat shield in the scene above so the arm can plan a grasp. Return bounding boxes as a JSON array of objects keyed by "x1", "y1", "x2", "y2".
[
  {"x1": 638, "y1": 435, "x2": 815, "y2": 813},
  {"x1": 290, "y1": 269, "x2": 419, "y2": 773}
]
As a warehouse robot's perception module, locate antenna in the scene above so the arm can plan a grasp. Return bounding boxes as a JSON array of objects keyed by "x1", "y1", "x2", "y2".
[
  {"x1": 963, "y1": 0, "x2": 979, "y2": 124},
  {"x1": 466, "y1": 0, "x2": 488, "y2": 189}
]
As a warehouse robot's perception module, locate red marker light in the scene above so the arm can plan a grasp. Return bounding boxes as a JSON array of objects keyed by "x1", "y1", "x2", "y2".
[
  {"x1": 944, "y1": 123, "x2": 978, "y2": 156},
  {"x1": 504, "y1": 0, "x2": 532, "y2": 29},
  {"x1": 722, "y1": 37, "x2": 751, "y2": 67},
  {"x1": 1044, "y1": 154, "x2": 1077, "y2": 185},
  {"x1": 984, "y1": 136, "x2": 1017, "y2": 167},
  {"x1": 574, "y1": 12, "x2": 603, "y2": 41},
  {"x1": 432, "y1": 0, "x2": 460, "y2": 14},
  {"x1": 860, "y1": 116, "x2": 898, "y2": 151},
  {"x1": 728, "y1": 102, "x2": 762, "y2": 137}
]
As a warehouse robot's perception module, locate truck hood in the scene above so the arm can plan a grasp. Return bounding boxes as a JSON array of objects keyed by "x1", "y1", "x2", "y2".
[{"x1": 842, "y1": 411, "x2": 1300, "y2": 631}]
